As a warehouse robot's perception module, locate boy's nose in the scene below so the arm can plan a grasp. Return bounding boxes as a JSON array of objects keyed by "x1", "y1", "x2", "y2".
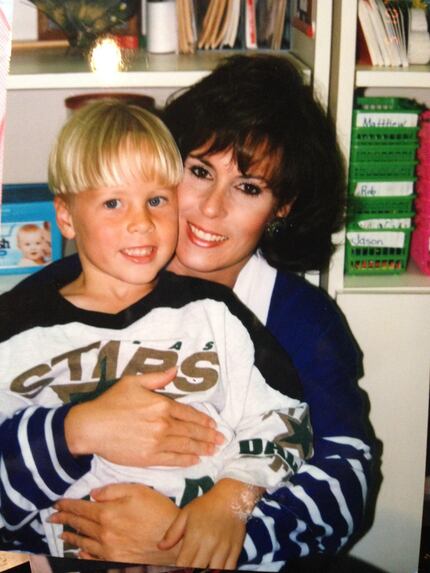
[{"x1": 127, "y1": 210, "x2": 155, "y2": 234}]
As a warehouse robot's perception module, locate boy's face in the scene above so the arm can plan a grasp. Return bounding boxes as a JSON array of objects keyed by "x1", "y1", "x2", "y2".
[
  {"x1": 55, "y1": 175, "x2": 178, "y2": 292},
  {"x1": 17, "y1": 229, "x2": 45, "y2": 262}
]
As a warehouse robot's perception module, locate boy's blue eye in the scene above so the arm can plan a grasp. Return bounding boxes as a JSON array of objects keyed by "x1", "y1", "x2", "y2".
[
  {"x1": 148, "y1": 196, "x2": 165, "y2": 207},
  {"x1": 104, "y1": 199, "x2": 121, "y2": 209}
]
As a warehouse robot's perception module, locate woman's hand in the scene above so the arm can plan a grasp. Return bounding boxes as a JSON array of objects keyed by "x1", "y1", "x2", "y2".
[
  {"x1": 50, "y1": 483, "x2": 181, "y2": 564},
  {"x1": 158, "y1": 478, "x2": 262, "y2": 570},
  {"x1": 65, "y1": 368, "x2": 224, "y2": 467}
]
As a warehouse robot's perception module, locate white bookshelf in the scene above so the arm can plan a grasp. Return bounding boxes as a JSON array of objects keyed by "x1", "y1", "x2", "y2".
[
  {"x1": 7, "y1": 46, "x2": 310, "y2": 90},
  {"x1": 356, "y1": 64, "x2": 430, "y2": 89},
  {"x1": 330, "y1": 3, "x2": 430, "y2": 573},
  {"x1": 328, "y1": 1, "x2": 430, "y2": 296}
]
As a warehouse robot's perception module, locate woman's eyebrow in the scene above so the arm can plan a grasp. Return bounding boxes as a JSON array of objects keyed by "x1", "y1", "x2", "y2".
[
  {"x1": 189, "y1": 153, "x2": 270, "y2": 185},
  {"x1": 241, "y1": 171, "x2": 270, "y2": 185},
  {"x1": 188, "y1": 153, "x2": 212, "y2": 166},
  {"x1": 242, "y1": 172, "x2": 266, "y2": 180}
]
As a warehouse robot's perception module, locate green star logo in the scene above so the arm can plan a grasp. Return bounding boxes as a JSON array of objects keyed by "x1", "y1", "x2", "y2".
[
  {"x1": 274, "y1": 410, "x2": 314, "y2": 460},
  {"x1": 70, "y1": 357, "x2": 118, "y2": 404}
]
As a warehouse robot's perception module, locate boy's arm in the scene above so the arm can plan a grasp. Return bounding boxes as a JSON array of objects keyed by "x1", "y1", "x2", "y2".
[
  {"x1": 158, "y1": 361, "x2": 311, "y2": 569},
  {"x1": 217, "y1": 366, "x2": 313, "y2": 491},
  {"x1": 157, "y1": 395, "x2": 311, "y2": 570},
  {"x1": 157, "y1": 303, "x2": 311, "y2": 570}
]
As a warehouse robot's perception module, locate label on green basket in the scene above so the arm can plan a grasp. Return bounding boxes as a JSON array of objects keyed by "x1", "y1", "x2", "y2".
[
  {"x1": 347, "y1": 231, "x2": 405, "y2": 248},
  {"x1": 353, "y1": 181, "x2": 414, "y2": 197},
  {"x1": 356, "y1": 112, "x2": 418, "y2": 128},
  {"x1": 357, "y1": 218, "x2": 411, "y2": 230}
]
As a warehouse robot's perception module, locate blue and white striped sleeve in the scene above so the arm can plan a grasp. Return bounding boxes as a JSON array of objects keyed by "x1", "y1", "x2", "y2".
[
  {"x1": 238, "y1": 435, "x2": 373, "y2": 569},
  {"x1": 0, "y1": 404, "x2": 91, "y2": 530}
]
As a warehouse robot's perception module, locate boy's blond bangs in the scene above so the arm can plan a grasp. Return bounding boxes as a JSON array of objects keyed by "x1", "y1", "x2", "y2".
[{"x1": 49, "y1": 100, "x2": 183, "y2": 195}]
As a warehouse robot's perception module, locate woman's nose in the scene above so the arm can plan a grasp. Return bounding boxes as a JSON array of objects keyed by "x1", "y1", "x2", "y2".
[
  {"x1": 200, "y1": 185, "x2": 227, "y2": 218},
  {"x1": 127, "y1": 209, "x2": 155, "y2": 234}
]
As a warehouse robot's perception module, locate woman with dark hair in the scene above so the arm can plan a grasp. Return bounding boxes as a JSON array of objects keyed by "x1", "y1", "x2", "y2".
[
  {"x1": 164, "y1": 54, "x2": 345, "y2": 274},
  {"x1": 9, "y1": 54, "x2": 374, "y2": 570}
]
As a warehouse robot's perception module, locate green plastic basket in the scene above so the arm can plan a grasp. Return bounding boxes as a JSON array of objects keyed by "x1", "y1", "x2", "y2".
[
  {"x1": 354, "y1": 96, "x2": 422, "y2": 112},
  {"x1": 344, "y1": 225, "x2": 412, "y2": 275},
  {"x1": 351, "y1": 127, "x2": 419, "y2": 145},
  {"x1": 348, "y1": 177, "x2": 415, "y2": 197},
  {"x1": 350, "y1": 143, "x2": 418, "y2": 163},
  {"x1": 352, "y1": 97, "x2": 421, "y2": 128},
  {"x1": 347, "y1": 195, "x2": 416, "y2": 215},
  {"x1": 346, "y1": 213, "x2": 413, "y2": 230},
  {"x1": 349, "y1": 160, "x2": 417, "y2": 179}
]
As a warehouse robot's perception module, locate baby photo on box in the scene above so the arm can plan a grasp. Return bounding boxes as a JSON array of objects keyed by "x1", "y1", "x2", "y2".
[
  {"x1": 0, "y1": 220, "x2": 52, "y2": 268},
  {"x1": 0, "y1": 184, "x2": 62, "y2": 275}
]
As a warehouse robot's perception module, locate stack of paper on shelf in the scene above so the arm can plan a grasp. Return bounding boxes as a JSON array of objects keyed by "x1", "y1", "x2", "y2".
[
  {"x1": 357, "y1": 0, "x2": 409, "y2": 67},
  {"x1": 197, "y1": 0, "x2": 240, "y2": 49},
  {"x1": 177, "y1": 0, "x2": 197, "y2": 54},
  {"x1": 176, "y1": 0, "x2": 290, "y2": 54}
]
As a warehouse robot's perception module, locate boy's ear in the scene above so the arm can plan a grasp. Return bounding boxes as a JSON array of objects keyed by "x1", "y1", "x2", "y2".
[{"x1": 54, "y1": 196, "x2": 76, "y2": 240}]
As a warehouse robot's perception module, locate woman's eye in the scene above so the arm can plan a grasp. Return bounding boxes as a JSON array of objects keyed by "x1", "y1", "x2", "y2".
[
  {"x1": 148, "y1": 196, "x2": 165, "y2": 207},
  {"x1": 238, "y1": 182, "x2": 262, "y2": 196},
  {"x1": 190, "y1": 164, "x2": 210, "y2": 179},
  {"x1": 104, "y1": 199, "x2": 121, "y2": 209}
]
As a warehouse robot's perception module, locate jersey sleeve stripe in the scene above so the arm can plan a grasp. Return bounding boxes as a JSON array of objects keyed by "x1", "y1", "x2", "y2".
[{"x1": 44, "y1": 409, "x2": 78, "y2": 485}]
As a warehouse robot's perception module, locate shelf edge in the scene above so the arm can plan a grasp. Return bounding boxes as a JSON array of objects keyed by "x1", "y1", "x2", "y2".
[
  {"x1": 356, "y1": 68, "x2": 430, "y2": 88},
  {"x1": 6, "y1": 70, "x2": 214, "y2": 90}
]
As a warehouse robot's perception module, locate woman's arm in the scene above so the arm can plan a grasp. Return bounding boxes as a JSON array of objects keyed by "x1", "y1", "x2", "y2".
[
  {"x1": 0, "y1": 404, "x2": 92, "y2": 528},
  {"x1": 51, "y1": 484, "x2": 181, "y2": 564},
  {"x1": 51, "y1": 281, "x2": 376, "y2": 567},
  {"x1": 241, "y1": 434, "x2": 372, "y2": 566},
  {"x1": 238, "y1": 297, "x2": 376, "y2": 567},
  {"x1": 52, "y1": 430, "x2": 372, "y2": 567},
  {"x1": 0, "y1": 371, "x2": 222, "y2": 537},
  {"x1": 64, "y1": 370, "x2": 222, "y2": 466}
]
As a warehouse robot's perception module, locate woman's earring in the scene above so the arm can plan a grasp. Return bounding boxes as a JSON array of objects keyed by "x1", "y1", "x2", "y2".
[{"x1": 266, "y1": 217, "x2": 285, "y2": 237}]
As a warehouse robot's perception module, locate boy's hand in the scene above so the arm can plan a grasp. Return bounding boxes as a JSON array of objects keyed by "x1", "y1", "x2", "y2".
[
  {"x1": 64, "y1": 368, "x2": 224, "y2": 467},
  {"x1": 158, "y1": 478, "x2": 264, "y2": 570}
]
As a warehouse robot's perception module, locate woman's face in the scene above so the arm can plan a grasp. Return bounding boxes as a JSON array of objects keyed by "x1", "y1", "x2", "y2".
[{"x1": 169, "y1": 146, "x2": 289, "y2": 287}]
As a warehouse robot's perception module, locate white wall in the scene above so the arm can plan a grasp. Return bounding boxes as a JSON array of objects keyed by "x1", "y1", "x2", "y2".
[{"x1": 338, "y1": 292, "x2": 430, "y2": 573}]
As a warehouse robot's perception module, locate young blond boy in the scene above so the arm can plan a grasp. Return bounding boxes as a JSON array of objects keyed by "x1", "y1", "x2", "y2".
[{"x1": 0, "y1": 101, "x2": 311, "y2": 569}]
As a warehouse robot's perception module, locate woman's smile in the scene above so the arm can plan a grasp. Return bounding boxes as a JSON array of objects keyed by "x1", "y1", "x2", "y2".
[
  {"x1": 169, "y1": 148, "x2": 282, "y2": 287},
  {"x1": 187, "y1": 222, "x2": 228, "y2": 247}
]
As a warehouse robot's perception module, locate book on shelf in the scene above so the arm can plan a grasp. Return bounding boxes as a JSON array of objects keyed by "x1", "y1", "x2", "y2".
[
  {"x1": 176, "y1": 0, "x2": 291, "y2": 54},
  {"x1": 357, "y1": 0, "x2": 412, "y2": 67},
  {"x1": 292, "y1": 0, "x2": 314, "y2": 38},
  {"x1": 177, "y1": 0, "x2": 197, "y2": 54}
]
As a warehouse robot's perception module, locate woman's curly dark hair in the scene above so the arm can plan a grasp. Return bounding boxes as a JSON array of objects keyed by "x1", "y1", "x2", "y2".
[{"x1": 163, "y1": 53, "x2": 346, "y2": 273}]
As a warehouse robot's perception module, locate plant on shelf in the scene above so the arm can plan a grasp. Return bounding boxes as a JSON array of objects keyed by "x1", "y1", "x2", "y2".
[{"x1": 29, "y1": 0, "x2": 138, "y2": 54}]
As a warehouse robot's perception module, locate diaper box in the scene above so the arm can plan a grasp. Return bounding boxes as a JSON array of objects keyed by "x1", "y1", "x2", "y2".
[{"x1": 0, "y1": 183, "x2": 62, "y2": 274}]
